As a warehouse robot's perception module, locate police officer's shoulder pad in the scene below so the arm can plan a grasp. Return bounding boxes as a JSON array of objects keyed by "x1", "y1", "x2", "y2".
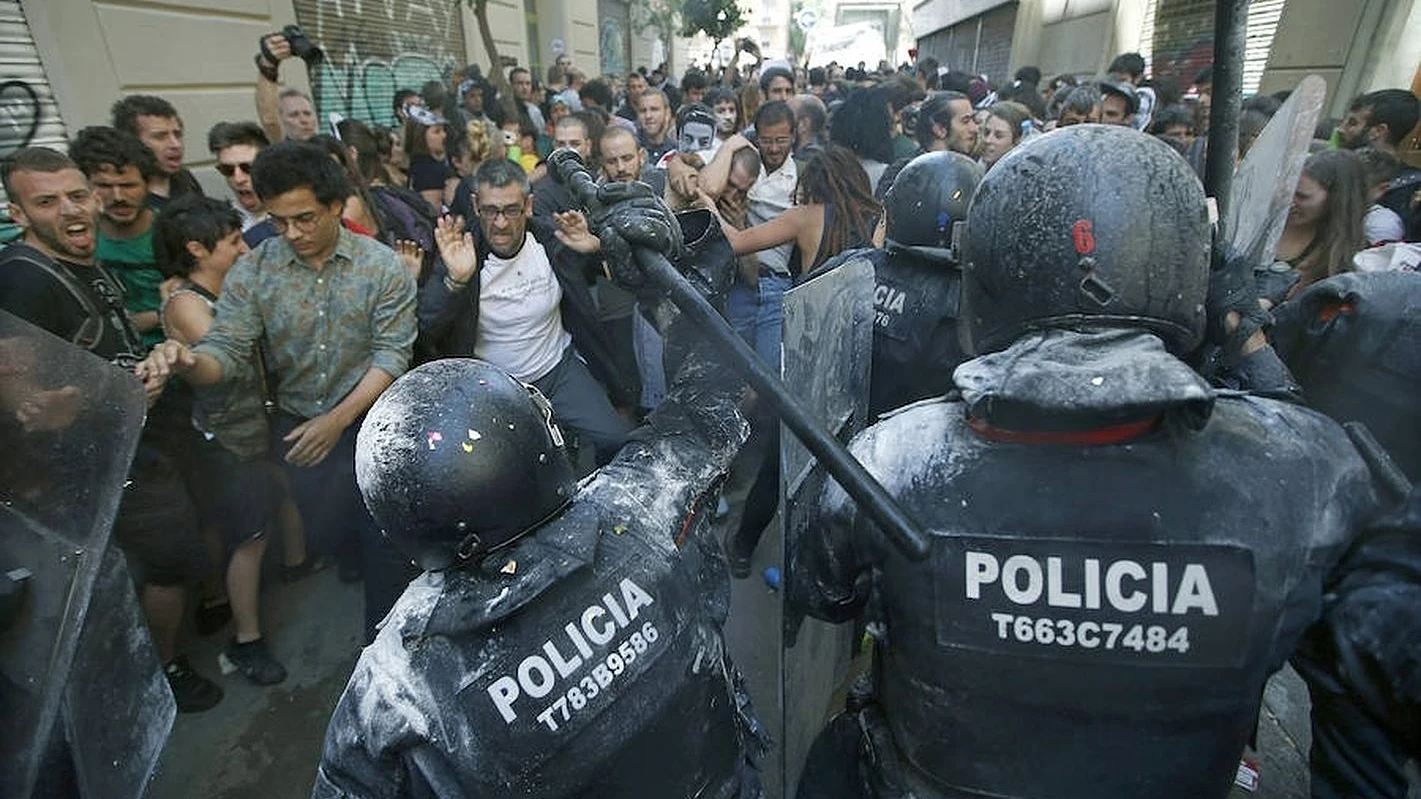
[{"x1": 877, "y1": 393, "x2": 958, "y2": 422}]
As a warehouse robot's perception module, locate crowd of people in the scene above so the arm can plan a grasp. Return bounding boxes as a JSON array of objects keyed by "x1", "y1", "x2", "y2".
[{"x1": 2, "y1": 19, "x2": 1420, "y2": 799}]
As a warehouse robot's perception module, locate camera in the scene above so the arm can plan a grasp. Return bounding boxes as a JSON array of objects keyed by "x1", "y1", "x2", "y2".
[{"x1": 282, "y1": 25, "x2": 324, "y2": 65}]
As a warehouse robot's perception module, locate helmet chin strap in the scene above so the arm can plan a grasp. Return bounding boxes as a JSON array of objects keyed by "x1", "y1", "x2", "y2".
[{"x1": 455, "y1": 525, "x2": 483, "y2": 561}]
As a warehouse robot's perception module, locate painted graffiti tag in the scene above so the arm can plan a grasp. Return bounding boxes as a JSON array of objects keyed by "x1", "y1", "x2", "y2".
[
  {"x1": 296, "y1": 0, "x2": 467, "y2": 128},
  {"x1": 0, "y1": 81, "x2": 42, "y2": 159}
]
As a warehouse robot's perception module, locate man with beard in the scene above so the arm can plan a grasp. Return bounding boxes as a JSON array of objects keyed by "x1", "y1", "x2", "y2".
[
  {"x1": 876, "y1": 90, "x2": 979, "y2": 195},
  {"x1": 70, "y1": 127, "x2": 167, "y2": 350},
  {"x1": 0, "y1": 147, "x2": 223, "y2": 712},
  {"x1": 111, "y1": 94, "x2": 204, "y2": 209},
  {"x1": 1336, "y1": 89, "x2": 1420, "y2": 240},
  {"x1": 699, "y1": 101, "x2": 798, "y2": 368}
]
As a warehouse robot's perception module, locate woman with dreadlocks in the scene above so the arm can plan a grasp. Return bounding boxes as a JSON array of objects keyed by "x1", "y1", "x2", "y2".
[{"x1": 709, "y1": 143, "x2": 883, "y2": 277}]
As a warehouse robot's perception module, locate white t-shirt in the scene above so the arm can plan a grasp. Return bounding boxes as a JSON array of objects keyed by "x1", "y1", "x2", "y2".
[
  {"x1": 748, "y1": 156, "x2": 798, "y2": 275},
  {"x1": 475, "y1": 234, "x2": 571, "y2": 382}
]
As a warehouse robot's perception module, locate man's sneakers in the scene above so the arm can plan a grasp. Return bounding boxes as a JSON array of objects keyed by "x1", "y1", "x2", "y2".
[
  {"x1": 219, "y1": 637, "x2": 288, "y2": 685},
  {"x1": 165, "y1": 655, "x2": 224, "y2": 713}
]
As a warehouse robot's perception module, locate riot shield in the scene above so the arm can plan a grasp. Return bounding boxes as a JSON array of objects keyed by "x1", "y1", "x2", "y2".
[
  {"x1": 0, "y1": 310, "x2": 171, "y2": 798},
  {"x1": 779, "y1": 257, "x2": 875, "y2": 797},
  {"x1": 1225, "y1": 74, "x2": 1327, "y2": 265}
]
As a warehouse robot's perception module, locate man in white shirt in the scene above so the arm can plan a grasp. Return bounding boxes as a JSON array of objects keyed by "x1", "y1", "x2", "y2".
[
  {"x1": 418, "y1": 159, "x2": 632, "y2": 463},
  {"x1": 698, "y1": 101, "x2": 798, "y2": 369}
]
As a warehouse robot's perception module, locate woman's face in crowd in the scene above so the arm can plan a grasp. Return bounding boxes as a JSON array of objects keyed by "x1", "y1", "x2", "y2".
[
  {"x1": 979, "y1": 115, "x2": 1016, "y2": 167},
  {"x1": 1289, "y1": 174, "x2": 1329, "y2": 227}
]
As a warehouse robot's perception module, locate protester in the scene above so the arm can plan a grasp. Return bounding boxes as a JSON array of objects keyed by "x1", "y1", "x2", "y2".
[
  {"x1": 0, "y1": 147, "x2": 223, "y2": 712},
  {"x1": 978, "y1": 101, "x2": 1032, "y2": 170},
  {"x1": 1271, "y1": 149, "x2": 1369, "y2": 302},
  {"x1": 153, "y1": 195, "x2": 287, "y2": 685},
  {"x1": 111, "y1": 95, "x2": 204, "y2": 207},
  {"x1": 146, "y1": 140, "x2": 418, "y2": 643}
]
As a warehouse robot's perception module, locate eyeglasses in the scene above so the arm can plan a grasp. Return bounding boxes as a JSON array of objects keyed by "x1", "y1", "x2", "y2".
[
  {"x1": 477, "y1": 204, "x2": 526, "y2": 221},
  {"x1": 216, "y1": 162, "x2": 252, "y2": 177},
  {"x1": 269, "y1": 208, "x2": 325, "y2": 233}
]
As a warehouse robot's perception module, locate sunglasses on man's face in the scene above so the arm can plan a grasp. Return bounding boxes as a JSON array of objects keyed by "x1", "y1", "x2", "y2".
[{"x1": 216, "y1": 162, "x2": 253, "y2": 178}]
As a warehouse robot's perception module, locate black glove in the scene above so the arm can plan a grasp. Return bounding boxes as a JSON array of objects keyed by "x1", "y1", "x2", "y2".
[
  {"x1": 590, "y1": 181, "x2": 683, "y2": 289},
  {"x1": 1206, "y1": 243, "x2": 1273, "y2": 367},
  {"x1": 1254, "y1": 261, "x2": 1302, "y2": 310}
]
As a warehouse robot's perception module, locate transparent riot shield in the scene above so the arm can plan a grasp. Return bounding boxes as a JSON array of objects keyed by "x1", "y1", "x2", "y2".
[
  {"x1": 0, "y1": 310, "x2": 172, "y2": 798},
  {"x1": 1226, "y1": 74, "x2": 1327, "y2": 265},
  {"x1": 778, "y1": 257, "x2": 875, "y2": 797}
]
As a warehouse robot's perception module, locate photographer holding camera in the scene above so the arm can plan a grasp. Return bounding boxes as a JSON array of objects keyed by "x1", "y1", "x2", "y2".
[{"x1": 255, "y1": 26, "x2": 322, "y2": 143}]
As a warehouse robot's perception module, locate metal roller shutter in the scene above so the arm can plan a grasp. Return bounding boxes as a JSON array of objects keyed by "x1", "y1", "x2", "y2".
[
  {"x1": 0, "y1": 0, "x2": 71, "y2": 240},
  {"x1": 291, "y1": 0, "x2": 470, "y2": 128},
  {"x1": 1146, "y1": 0, "x2": 1287, "y2": 96},
  {"x1": 915, "y1": 2, "x2": 1018, "y2": 84}
]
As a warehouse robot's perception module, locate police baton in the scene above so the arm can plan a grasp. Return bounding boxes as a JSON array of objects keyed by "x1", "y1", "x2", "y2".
[{"x1": 548, "y1": 149, "x2": 930, "y2": 561}]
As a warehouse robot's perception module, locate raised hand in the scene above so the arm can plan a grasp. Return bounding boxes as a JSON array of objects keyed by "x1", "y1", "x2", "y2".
[
  {"x1": 553, "y1": 210, "x2": 601, "y2": 254},
  {"x1": 395, "y1": 240, "x2": 425, "y2": 281},
  {"x1": 434, "y1": 215, "x2": 478, "y2": 285}
]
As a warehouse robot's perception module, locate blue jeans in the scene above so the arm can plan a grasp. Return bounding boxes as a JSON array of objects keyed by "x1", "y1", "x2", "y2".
[
  {"x1": 632, "y1": 305, "x2": 667, "y2": 411},
  {"x1": 726, "y1": 273, "x2": 791, "y2": 372}
]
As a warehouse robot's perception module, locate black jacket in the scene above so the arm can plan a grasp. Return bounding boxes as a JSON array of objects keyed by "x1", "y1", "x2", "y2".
[
  {"x1": 790, "y1": 329, "x2": 1390, "y2": 799},
  {"x1": 313, "y1": 321, "x2": 758, "y2": 799},
  {"x1": 415, "y1": 217, "x2": 636, "y2": 404}
]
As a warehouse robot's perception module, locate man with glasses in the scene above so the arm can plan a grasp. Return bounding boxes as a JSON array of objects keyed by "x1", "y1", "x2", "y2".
[
  {"x1": 148, "y1": 140, "x2": 418, "y2": 643},
  {"x1": 207, "y1": 121, "x2": 273, "y2": 244},
  {"x1": 418, "y1": 158, "x2": 632, "y2": 465},
  {"x1": 698, "y1": 100, "x2": 799, "y2": 369}
]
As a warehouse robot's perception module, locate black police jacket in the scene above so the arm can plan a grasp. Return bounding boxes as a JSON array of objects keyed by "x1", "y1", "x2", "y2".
[
  {"x1": 313, "y1": 339, "x2": 754, "y2": 798},
  {"x1": 805, "y1": 245, "x2": 969, "y2": 417},
  {"x1": 789, "y1": 328, "x2": 1382, "y2": 799}
]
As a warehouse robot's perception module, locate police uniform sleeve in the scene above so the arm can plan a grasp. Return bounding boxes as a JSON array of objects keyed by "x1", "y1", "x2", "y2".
[
  {"x1": 312, "y1": 637, "x2": 443, "y2": 799},
  {"x1": 1294, "y1": 487, "x2": 1421, "y2": 799},
  {"x1": 787, "y1": 453, "x2": 872, "y2": 624}
]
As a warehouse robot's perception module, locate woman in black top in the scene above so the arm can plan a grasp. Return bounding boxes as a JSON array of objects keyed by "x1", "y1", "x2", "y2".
[{"x1": 404, "y1": 109, "x2": 456, "y2": 213}]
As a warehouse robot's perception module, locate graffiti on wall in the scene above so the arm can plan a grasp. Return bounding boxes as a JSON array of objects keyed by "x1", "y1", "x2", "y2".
[
  {"x1": 0, "y1": 80, "x2": 42, "y2": 158},
  {"x1": 294, "y1": 0, "x2": 469, "y2": 128}
]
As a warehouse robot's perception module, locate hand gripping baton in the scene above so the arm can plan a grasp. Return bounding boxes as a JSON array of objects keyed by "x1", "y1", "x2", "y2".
[{"x1": 548, "y1": 149, "x2": 929, "y2": 560}]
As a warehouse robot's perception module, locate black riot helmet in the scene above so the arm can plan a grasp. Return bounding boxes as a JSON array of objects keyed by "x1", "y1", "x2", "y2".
[
  {"x1": 356, "y1": 359, "x2": 578, "y2": 571},
  {"x1": 884, "y1": 151, "x2": 983, "y2": 253},
  {"x1": 959, "y1": 124, "x2": 1209, "y2": 356}
]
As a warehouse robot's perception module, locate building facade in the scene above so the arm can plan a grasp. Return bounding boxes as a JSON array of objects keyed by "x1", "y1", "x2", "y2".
[{"x1": 2, "y1": 0, "x2": 652, "y2": 229}]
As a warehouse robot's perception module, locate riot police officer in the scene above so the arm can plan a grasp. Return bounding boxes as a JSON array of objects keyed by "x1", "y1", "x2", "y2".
[
  {"x1": 728, "y1": 152, "x2": 984, "y2": 577},
  {"x1": 1269, "y1": 269, "x2": 1421, "y2": 799},
  {"x1": 312, "y1": 190, "x2": 763, "y2": 798},
  {"x1": 852, "y1": 150, "x2": 982, "y2": 416},
  {"x1": 787, "y1": 125, "x2": 1406, "y2": 799}
]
